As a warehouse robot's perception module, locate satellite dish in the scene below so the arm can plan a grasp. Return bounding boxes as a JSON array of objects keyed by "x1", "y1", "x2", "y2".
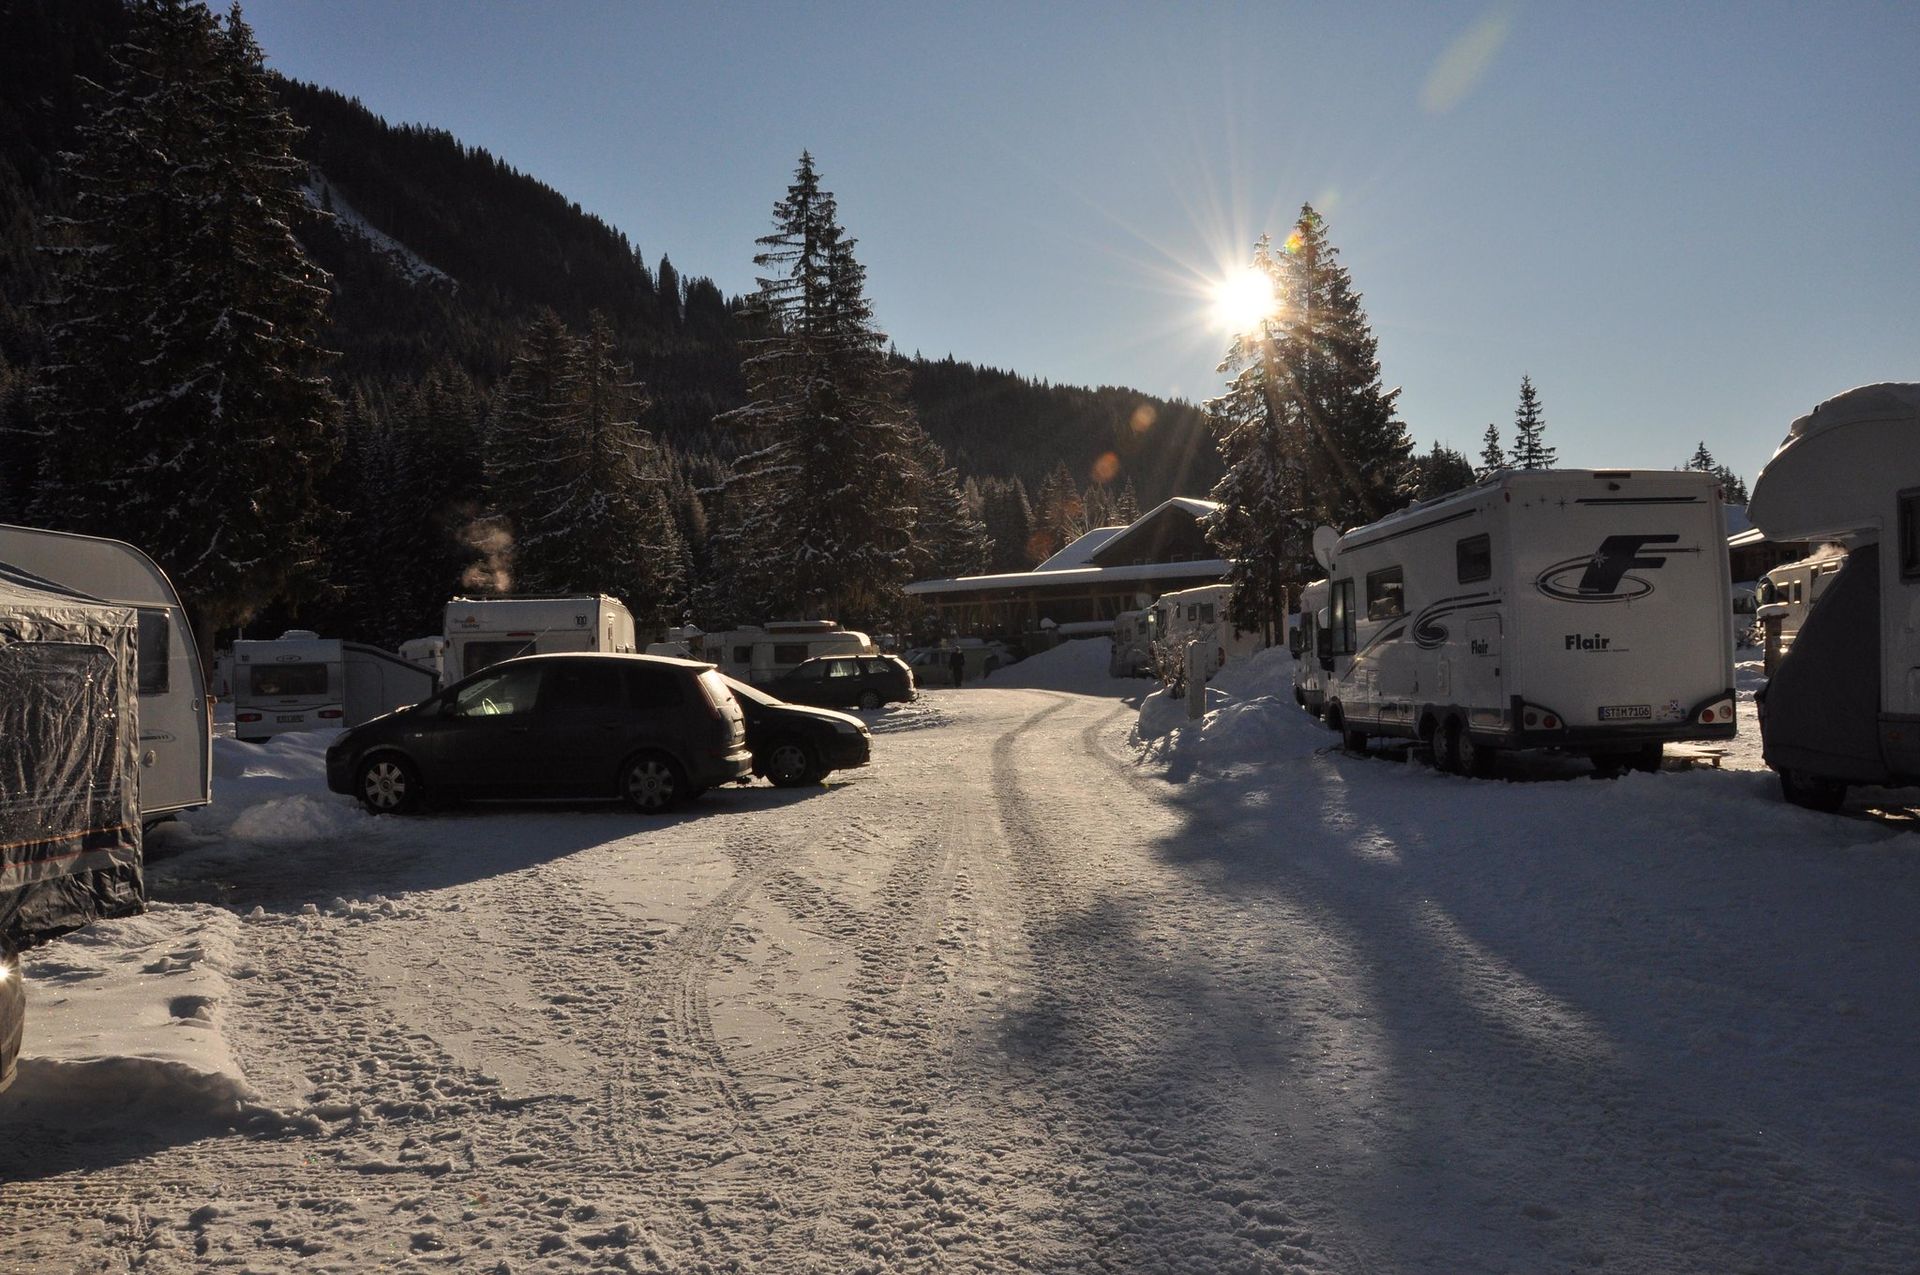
[{"x1": 1311, "y1": 525, "x2": 1340, "y2": 572}]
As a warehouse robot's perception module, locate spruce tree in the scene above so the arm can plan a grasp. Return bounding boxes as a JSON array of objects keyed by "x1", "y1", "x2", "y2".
[
  {"x1": 1509, "y1": 375, "x2": 1555, "y2": 469},
  {"x1": 1114, "y1": 477, "x2": 1141, "y2": 524},
  {"x1": 1685, "y1": 441, "x2": 1716, "y2": 473},
  {"x1": 32, "y1": 0, "x2": 341, "y2": 645},
  {"x1": 1478, "y1": 423, "x2": 1507, "y2": 477},
  {"x1": 1416, "y1": 442, "x2": 1477, "y2": 500},
  {"x1": 715, "y1": 152, "x2": 918, "y2": 622},
  {"x1": 485, "y1": 309, "x2": 581, "y2": 589},
  {"x1": 904, "y1": 424, "x2": 989, "y2": 580}
]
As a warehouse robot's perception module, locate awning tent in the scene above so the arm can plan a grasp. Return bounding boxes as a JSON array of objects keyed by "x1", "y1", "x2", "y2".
[{"x1": 0, "y1": 572, "x2": 144, "y2": 949}]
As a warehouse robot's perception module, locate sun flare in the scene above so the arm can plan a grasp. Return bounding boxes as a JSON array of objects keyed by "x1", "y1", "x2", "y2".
[{"x1": 1211, "y1": 267, "x2": 1276, "y2": 334}]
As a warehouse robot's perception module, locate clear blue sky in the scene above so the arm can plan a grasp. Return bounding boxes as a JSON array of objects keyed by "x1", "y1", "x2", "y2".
[{"x1": 244, "y1": 0, "x2": 1917, "y2": 491}]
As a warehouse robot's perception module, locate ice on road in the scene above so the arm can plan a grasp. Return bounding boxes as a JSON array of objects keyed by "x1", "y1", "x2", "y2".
[{"x1": 3, "y1": 640, "x2": 1916, "y2": 1274}]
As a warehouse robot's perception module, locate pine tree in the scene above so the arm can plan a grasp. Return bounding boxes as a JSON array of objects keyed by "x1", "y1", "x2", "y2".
[
  {"x1": 1113, "y1": 477, "x2": 1141, "y2": 524},
  {"x1": 714, "y1": 152, "x2": 918, "y2": 622},
  {"x1": 1685, "y1": 441, "x2": 1716, "y2": 473},
  {"x1": 1478, "y1": 423, "x2": 1507, "y2": 477},
  {"x1": 904, "y1": 424, "x2": 989, "y2": 580},
  {"x1": 1510, "y1": 375, "x2": 1555, "y2": 469},
  {"x1": 1416, "y1": 442, "x2": 1477, "y2": 500},
  {"x1": 981, "y1": 477, "x2": 1037, "y2": 572},
  {"x1": 32, "y1": 0, "x2": 341, "y2": 645}
]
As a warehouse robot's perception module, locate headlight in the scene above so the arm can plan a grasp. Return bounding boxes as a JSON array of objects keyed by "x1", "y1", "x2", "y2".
[{"x1": 833, "y1": 721, "x2": 862, "y2": 736}]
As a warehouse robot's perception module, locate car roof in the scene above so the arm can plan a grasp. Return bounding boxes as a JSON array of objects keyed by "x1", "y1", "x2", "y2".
[{"x1": 488, "y1": 651, "x2": 716, "y2": 672}]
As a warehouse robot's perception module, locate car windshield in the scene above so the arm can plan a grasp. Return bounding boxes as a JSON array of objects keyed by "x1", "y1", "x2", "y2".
[{"x1": 722, "y1": 675, "x2": 779, "y2": 708}]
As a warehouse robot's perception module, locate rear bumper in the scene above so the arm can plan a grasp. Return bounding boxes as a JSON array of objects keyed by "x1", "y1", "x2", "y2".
[
  {"x1": 1509, "y1": 720, "x2": 1738, "y2": 751},
  {"x1": 692, "y1": 746, "x2": 755, "y2": 787}
]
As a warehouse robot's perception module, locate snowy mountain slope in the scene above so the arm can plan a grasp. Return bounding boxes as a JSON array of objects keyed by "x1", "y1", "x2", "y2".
[{"x1": 302, "y1": 173, "x2": 452, "y2": 289}]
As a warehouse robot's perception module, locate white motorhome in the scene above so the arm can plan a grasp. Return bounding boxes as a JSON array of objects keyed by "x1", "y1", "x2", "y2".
[
  {"x1": 442, "y1": 595, "x2": 637, "y2": 682},
  {"x1": 701, "y1": 621, "x2": 875, "y2": 684},
  {"x1": 1151, "y1": 583, "x2": 1263, "y2": 689},
  {"x1": 1313, "y1": 469, "x2": 1737, "y2": 776},
  {"x1": 398, "y1": 635, "x2": 448, "y2": 680},
  {"x1": 1290, "y1": 578, "x2": 1330, "y2": 715},
  {"x1": 231, "y1": 632, "x2": 439, "y2": 742},
  {"x1": 1747, "y1": 383, "x2": 1920, "y2": 811},
  {"x1": 0, "y1": 524, "x2": 211, "y2": 819},
  {"x1": 1753, "y1": 549, "x2": 1846, "y2": 653}
]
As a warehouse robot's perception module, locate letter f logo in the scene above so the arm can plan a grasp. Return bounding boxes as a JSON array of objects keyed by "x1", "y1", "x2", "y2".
[{"x1": 1578, "y1": 535, "x2": 1679, "y2": 595}]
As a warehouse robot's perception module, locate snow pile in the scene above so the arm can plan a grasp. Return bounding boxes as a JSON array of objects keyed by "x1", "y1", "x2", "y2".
[
  {"x1": 1136, "y1": 643, "x2": 1308, "y2": 760},
  {"x1": 3, "y1": 904, "x2": 272, "y2": 1128},
  {"x1": 986, "y1": 636, "x2": 1117, "y2": 693},
  {"x1": 170, "y1": 731, "x2": 378, "y2": 853}
]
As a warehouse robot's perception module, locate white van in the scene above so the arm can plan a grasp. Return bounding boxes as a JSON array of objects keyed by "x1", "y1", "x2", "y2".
[
  {"x1": 232, "y1": 632, "x2": 439, "y2": 742},
  {"x1": 0, "y1": 523, "x2": 212, "y2": 819},
  {"x1": 702, "y1": 621, "x2": 875, "y2": 684},
  {"x1": 443, "y1": 595, "x2": 637, "y2": 682},
  {"x1": 1748, "y1": 382, "x2": 1920, "y2": 811},
  {"x1": 1313, "y1": 468, "x2": 1736, "y2": 776}
]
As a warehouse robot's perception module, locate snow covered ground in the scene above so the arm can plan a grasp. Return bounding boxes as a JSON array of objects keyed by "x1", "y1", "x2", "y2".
[{"x1": 2, "y1": 641, "x2": 1916, "y2": 1273}]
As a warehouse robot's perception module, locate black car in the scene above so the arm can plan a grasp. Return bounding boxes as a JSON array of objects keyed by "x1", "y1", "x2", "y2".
[
  {"x1": 722, "y1": 676, "x2": 871, "y2": 786},
  {"x1": 763, "y1": 654, "x2": 914, "y2": 709},
  {"x1": 325, "y1": 653, "x2": 752, "y2": 814}
]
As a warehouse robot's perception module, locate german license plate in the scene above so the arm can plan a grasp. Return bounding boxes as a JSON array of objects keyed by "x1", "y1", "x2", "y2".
[
  {"x1": 276, "y1": 714, "x2": 304, "y2": 723},
  {"x1": 1599, "y1": 704, "x2": 1651, "y2": 721}
]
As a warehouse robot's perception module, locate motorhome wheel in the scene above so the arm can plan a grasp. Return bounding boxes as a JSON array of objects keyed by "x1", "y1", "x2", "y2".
[
  {"x1": 1455, "y1": 730, "x2": 1496, "y2": 778},
  {"x1": 1435, "y1": 723, "x2": 1465, "y2": 774},
  {"x1": 1779, "y1": 769, "x2": 1846, "y2": 813},
  {"x1": 357, "y1": 754, "x2": 420, "y2": 814}
]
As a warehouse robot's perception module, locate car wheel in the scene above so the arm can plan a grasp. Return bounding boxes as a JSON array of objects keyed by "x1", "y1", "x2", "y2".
[
  {"x1": 357, "y1": 753, "x2": 420, "y2": 814},
  {"x1": 766, "y1": 739, "x2": 817, "y2": 788},
  {"x1": 1780, "y1": 769, "x2": 1846, "y2": 813},
  {"x1": 1456, "y1": 729, "x2": 1497, "y2": 777},
  {"x1": 857, "y1": 689, "x2": 883, "y2": 710},
  {"x1": 622, "y1": 752, "x2": 685, "y2": 814}
]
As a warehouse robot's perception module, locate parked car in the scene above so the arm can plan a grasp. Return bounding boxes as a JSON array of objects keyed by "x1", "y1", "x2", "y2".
[
  {"x1": 764, "y1": 654, "x2": 915, "y2": 708},
  {"x1": 325, "y1": 653, "x2": 751, "y2": 814},
  {"x1": 1, "y1": 947, "x2": 20, "y2": 1093},
  {"x1": 722, "y1": 677, "x2": 871, "y2": 786}
]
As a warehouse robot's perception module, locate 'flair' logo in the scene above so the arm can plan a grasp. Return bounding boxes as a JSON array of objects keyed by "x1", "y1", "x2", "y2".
[{"x1": 1536, "y1": 534, "x2": 1682, "y2": 604}]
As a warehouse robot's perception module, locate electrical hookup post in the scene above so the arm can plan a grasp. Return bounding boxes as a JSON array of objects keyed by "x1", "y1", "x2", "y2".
[{"x1": 1186, "y1": 640, "x2": 1206, "y2": 721}]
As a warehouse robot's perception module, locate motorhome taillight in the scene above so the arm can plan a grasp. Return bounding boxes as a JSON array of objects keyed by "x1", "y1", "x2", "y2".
[
  {"x1": 1698, "y1": 699, "x2": 1733, "y2": 724},
  {"x1": 318, "y1": 709, "x2": 343, "y2": 720},
  {"x1": 1542, "y1": 716, "x2": 1558, "y2": 729},
  {"x1": 236, "y1": 712, "x2": 261, "y2": 723},
  {"x1": 1524, "y1": 711, "x2": 1537, "y2": 727}
]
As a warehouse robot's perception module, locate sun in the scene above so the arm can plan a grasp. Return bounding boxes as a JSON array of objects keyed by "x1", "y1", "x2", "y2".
[{"x1": 1211, "y1": 266, "x2": 1276, "y2": 335}]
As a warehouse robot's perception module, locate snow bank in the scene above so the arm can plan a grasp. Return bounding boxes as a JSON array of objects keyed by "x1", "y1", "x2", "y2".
[
  {"x1": 4, "y1": 904, "x2": 273, "y2": 1128},
  {"x1": 160, "y1": 731, "x2": 381, "y2": 858},
  {"x1": 986, "y1": 636, "x2": 1118, "y2": 693}
]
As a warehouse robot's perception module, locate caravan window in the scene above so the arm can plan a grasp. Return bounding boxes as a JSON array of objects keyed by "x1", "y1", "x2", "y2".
[
  {"x1": 1456, "y1": 534, "x2": 1491, "y2": 584},
  {"x1": 248, "y1": 663, "x2": 327, "y2": 697},
  {"x1": 1329, "y1": 580, "x2": 1356, "y2": 655},
  {"x1": 1365, "y1": 567, "x2": 1405, "y2": 621},
  {"x1": 464, "y1": 639, "x2": 534, "y2": 678},
  {"x1": 1198, "y1": 603, "x2": 1216, "y2": 624},
  {"x1": 773, "y1": 643, "x2": 811, "y2": 665},
  {"x1": 1900, "y1": 488, "x2": 1920, "y2": 579},
  {"x1": 731, "y1": 645, "x2": 754, "y2": 664},
  {"x1": 135, "y1": 608, "x2": 170, "y2": 695}
]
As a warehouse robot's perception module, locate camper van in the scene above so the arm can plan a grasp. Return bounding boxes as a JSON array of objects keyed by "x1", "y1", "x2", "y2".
[
  {"x1": 1290, "y1": 578, "x2": 1330, "y2": 715},
  {"x1": 700, "y1": 621, "x2": 875, "y2": 685},
  {"x1": 442, "y1": 595, "x2": 637, "y2": 682},
  {"x1": 1110, "y1": 609, "x2": 1152, "y2": 677},
  {"x1": 1313, "y1": 468, "x2": 1737, "y2": 776},
  {"x1": 1748, "y1": 383, "x2": 1920, "y2": 811},
  {"x1": 231, "y1": 632, "x2": 439, "y2": 742},
  {"x1": 1754, "y1": 550, "x2": 1846, "y2": 653},
  {"x1": 0, "y1": 524, "x2": 212, "y2": 819},
  {"x1": 1151, "y1": 583, "x2": 1262, "y2": 689}
]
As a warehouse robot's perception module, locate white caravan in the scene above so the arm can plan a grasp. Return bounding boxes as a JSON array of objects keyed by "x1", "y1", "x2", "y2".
[
  {"x1": 1747, "y1": 383, "x2": 1920, "y2": 811},
  {"x1": 701, "y1": 621, "x2": 875, "y2": 684},
  {"x1": 442, "y1": 595, "x2": 637, "y2": 682},
  {"x1": 0, "y1": 524, "x2": 211, "y2": 819},
  {"x1": 1754, "y1": 549, "x2": 1846, "y2": 652},
  {"x1": 398, "y1": 635, "x2": 448, "y2": 680},
  {"x1": 1290, "y1": 578, "x2": 1330, "y2": 715},
  {"x1": 1152, "y1": 583, "x2": 1263, "y2": 688},
  {"x1": 231, "y1": 632, "x2": 439, "y2": 742},
  {"x1": 1110, "y1": 609, "x2": 1152, "y2": 677},
  {"x1": 1313, "y1": 469, "x2": 1736, "y2": 776}
]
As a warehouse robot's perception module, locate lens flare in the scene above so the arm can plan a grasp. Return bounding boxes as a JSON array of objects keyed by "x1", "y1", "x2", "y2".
[
  {"x1": 1092, "y1": 451, "x2": 1120, "y2": 483},
  {"x1": 1211, "y1": 267, "x2": 1276, "y2": 334},
  {"x1": 1130, "y1": 404, "x2": 1157, "y2": 434}
]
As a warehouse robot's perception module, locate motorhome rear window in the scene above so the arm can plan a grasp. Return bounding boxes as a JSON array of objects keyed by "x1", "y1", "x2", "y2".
[
  {"x1": 249, "y1": 663, "x2": 328, "y2": 698},
  {"x1": 1366, "y1": 567, "x2": 1405, "y2": 621},
  {"x1": 135, "y1": 608, "x2": 170, "y2": 695},
  {"x1": 1900, "y1": 488, "x2": 1920, "y2": 579},
  {"x1": 773, "y1": 643, "x2": 810, "y2": 665},
  {"x1": 464, "y1": 639, "x2": 534, "y2": 678},
  {"x1": 1456, "y1": 534, "x2": 1491, "y2": 584}
]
